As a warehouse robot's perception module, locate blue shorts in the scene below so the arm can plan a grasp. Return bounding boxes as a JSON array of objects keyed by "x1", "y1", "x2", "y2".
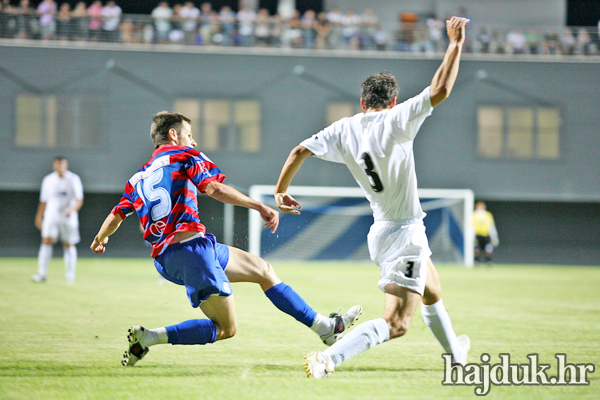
[{"x1": 154, "y1": 233, "x2": 231, "y2": 308}]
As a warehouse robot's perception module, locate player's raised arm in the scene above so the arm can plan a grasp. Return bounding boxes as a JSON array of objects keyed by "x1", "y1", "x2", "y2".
[
  {"x1": 429, "y1": 16, "x2": 469, "y2": 107},
  {"x1": 90, "y1": 212, "x2": 124, "y2": 253},
  {"x1": 274, "y1": 144, "x2": 314, "y2": 214},
  {"x1": 204, "y1": 181, "x2": 279, "y2": 233}
]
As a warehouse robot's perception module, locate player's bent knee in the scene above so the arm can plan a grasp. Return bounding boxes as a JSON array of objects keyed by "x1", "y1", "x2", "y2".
[
  {"x1": 257, "y1": 261, "x2": 280, "y2": 288},
  {"x1": 217, "y1": 323, "x2": 238, "y2": 340}
]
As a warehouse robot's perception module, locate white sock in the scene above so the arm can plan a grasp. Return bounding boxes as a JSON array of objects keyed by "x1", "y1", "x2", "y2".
[
  {"x1": 323, "y1": 318, "x2": 390, "y2": 367},
  {"x1": 37, "y1": 243, "x2": 53, "y2": 277},
  {"x1": 142, "y1": 327, "x2": 169, "y2": 347},
  {"x1": 421, "y1": 299, "x2": 463, "y2": 362},
  {"x1": 63, "y1": 246, "x2": 77, "y2": 282},
  {"x1": 310, "y1": 313, "x2": 334, "y2": 336}
]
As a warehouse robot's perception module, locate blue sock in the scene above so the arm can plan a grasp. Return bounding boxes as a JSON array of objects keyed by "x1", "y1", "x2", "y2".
[
  {"x1": 165, "y1": 319, "x2": 217, "y2": 345},
  {"x1": 264, "y1": 282, "x2": 317, "y2": 327}
]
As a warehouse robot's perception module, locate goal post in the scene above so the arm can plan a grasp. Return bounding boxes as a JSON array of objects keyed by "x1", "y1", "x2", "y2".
[{"x1": 249, "y1": 185, "x2": 475, "y2": 266}]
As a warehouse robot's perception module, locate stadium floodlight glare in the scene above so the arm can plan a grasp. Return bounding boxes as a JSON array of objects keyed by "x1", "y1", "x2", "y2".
[{"x1": 249, "y1": 185, "x2": 475, "y2": 266}]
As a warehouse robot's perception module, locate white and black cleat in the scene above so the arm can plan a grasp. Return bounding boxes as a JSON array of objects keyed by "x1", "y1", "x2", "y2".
[
  {"x1": 122, "y1": 326, "x2": 150, "y2": 367},
  {"x1": 320, "y1": 305, "x2": 362, "y2": 346}
]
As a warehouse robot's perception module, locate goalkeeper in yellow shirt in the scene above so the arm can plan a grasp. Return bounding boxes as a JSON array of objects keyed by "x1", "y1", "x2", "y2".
[{"x1": 472, "y1": 201, "x2": 499, "y2": 266}]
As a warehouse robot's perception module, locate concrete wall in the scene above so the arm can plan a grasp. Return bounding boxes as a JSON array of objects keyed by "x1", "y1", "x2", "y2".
[
  {"x1": 0, "y1": 42, "x2": 599, "y2": 264},
  {"x1": 1, "y1": 43, "x2": 599, "y2": 202}
]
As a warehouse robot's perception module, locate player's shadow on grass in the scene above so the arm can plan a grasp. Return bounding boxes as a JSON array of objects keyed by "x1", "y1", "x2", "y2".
[{"x1": 340, "y1": 366, "x2": 440, "y2": 373}]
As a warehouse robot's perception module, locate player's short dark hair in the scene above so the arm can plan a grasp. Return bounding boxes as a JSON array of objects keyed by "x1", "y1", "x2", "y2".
[
  {"x1": 54, "y1": 156, "x2": 66, "y2": 162},
  {"x1": 150, "y1": 111, "x2": 191, "y2": 148},
  {"x1": 361, "y1": 71, "x2": 400, "y2": 110}
]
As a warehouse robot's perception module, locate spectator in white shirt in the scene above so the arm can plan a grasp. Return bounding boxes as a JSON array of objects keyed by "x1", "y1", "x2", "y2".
[
  {"x1": 152, "y1": 1, "x2": 173, "y2": 43},
  {"x1": 237, "y1": 5, "x2": 256, "y2": 46},
  {"x1": 180, "y1": 1, "x2": 199, "y2": 44},
  {"x1": 102, "y1": 1, "x2": 122, "y2": 42},
  {"x1": 426, "y1": 14, "x2": 444, "y2": 52},
  {"x1": 506, "y1": 27, "x2": 526, "y2": 54}
]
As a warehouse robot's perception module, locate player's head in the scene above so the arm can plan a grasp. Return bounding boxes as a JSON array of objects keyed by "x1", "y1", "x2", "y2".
[
  {"x1": 151, "y1": 111, "x2": 194, "y2": 149},
  {"x1": 360, "y1": 71, "x2": 399, "y2": 111},
  {"x1": 53, "y1": 156, "x2": 68, "y2": 176},
  {"x1": 475, "y1": 201, "x2": 487, "y2": 210}
]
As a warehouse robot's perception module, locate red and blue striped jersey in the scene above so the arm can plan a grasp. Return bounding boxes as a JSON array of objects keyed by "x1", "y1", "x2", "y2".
[{"x1": 111, "y1": 145, "x2": 225, "y2": 258}]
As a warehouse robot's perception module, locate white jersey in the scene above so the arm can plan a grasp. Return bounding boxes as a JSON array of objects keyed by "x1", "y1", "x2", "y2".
[
  {"x1": 40, "y1": 171, "x2": 84, "y2": 219},
  {"x1": 301, "y1": 87, "x2": 433, "y2": 222}
]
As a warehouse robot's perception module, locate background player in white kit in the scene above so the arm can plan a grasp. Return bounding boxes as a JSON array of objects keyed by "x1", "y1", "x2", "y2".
[
  {"x1": 275, "y1": 17, "x2": 471, "y2": 378},
  {"x1": 32, "y1": 157, "x2": 84, "y2": 284}
]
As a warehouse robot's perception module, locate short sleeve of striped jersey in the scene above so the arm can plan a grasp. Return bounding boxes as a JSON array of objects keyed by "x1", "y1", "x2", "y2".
[
  {"x1": 111, "y1": 182, "x2": 135, "y2": 220},
  {"x1": 185, "y1": 151, "x2": 226, "y2": 193}
]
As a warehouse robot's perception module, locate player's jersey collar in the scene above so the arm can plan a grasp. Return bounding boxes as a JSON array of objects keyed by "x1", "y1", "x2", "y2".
[{"x1": 152, "y1": 145, "x2": 192, "y2": 158}]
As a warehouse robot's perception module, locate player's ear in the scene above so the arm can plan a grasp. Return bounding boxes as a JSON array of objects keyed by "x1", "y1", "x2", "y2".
[
  {"x1": 390, "y1": 97, "x2": 397, "y2": 108},
  {"x1": 168, "y1": 128, "x2": 178, "y2": 143},
  {"x1": 360, "y1": 98, "x2": 366, "y2": 111}
]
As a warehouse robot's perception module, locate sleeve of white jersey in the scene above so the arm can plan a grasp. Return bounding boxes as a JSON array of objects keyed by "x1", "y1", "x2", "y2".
[
  {"x1": 39, "y1": 176, "x2": 50, "y2": 202},
  {"x1": 300, "y1": 121, "x2": 345, "y2": 164},
  {"x1": 73, "y1": 174, "x2": 84, "y2": 200},
  {"x1": 389, "y1": 86, "x2": 434, "y2": 141}
]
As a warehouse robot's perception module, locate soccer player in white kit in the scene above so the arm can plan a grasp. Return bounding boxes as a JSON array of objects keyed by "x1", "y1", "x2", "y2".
[
  {"x1": 275, "y1": 17, "x2": 471, "y2": 378},
  {"x1": 33, "y1": 157, "x2": 84, "y2": 283}
]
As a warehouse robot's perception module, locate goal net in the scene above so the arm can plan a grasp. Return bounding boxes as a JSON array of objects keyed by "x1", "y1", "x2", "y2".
[{"x1": 249, "y1": 185, "x2": 475, "y2": 266}]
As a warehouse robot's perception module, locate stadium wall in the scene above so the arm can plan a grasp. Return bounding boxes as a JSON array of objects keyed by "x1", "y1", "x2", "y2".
[
  {"x1": 0, "y1": 44, "x2": 598, "y2": 202},
  {"x1": 0, "y1": 44, "x2": 598, "y2": 264}
]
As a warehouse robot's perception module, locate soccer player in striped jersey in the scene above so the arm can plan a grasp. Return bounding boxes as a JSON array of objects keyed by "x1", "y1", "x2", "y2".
[
  {"x1": 90, "y1": 111, "x2": 361, "y2": 367},
  {"x1": 275, "y1": 17, "x2": 471, "y2": 378}
]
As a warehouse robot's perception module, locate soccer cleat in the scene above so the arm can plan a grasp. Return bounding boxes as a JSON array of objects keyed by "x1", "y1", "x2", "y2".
[
  {"x1": 454, "y1": 334, "x2": 471, "y2": 366},
  {"x1": 320, "y1": 305, "x2": 362, "y2": 346},
  {"x1": 31, "y1": 274, "x2": 46, "y2": 283},
  {"x1": 304, "y1": 351, "x2": 335, "y2": 379},
  {"x1": 122, "y1": 326, "x2": 150, "y2": 367}
]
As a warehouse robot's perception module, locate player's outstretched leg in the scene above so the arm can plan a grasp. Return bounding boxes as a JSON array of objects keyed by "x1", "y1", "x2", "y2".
[
  {"x1": 122, "y1": 295, "x2": 235, "y2": 366},
  {"x1": 421, "y1": 259, "x2": 469, "y2": 365},
  {"x1": 224, "y1": 246, "x2": 361, "y2": 345},
  {"x1": 304, "y1": 285, "x2": 419, "y2": 379}
]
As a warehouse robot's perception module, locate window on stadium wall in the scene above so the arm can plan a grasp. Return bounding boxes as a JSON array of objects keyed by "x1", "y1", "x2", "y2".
[
  {"x1": 326, "y1": 102, "x2": 363, "y2": 126},
  {"x1": 477, "y1": 105, "x2": 561, "y2": 160},
  {"x1": 173, "y1": 98, "x2": 261, "y2": 153},
  {"x1": 15, "y1": 93, "x2": 106, "y2": 148}
]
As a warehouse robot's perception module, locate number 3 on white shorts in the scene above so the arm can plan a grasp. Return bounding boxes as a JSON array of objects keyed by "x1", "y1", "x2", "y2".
[{"x1": 406, "y1": 261, "x2": 414, "y2": 278}]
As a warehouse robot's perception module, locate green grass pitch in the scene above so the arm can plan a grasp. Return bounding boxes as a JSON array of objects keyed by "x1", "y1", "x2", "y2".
[{"x1": 0, "y1": 257, "x2": 598, "y2": 399}]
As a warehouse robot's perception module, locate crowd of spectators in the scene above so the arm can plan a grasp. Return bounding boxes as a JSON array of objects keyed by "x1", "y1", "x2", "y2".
[{"x1": 1, "y1": 1, "x2": 598, "y2": 56}]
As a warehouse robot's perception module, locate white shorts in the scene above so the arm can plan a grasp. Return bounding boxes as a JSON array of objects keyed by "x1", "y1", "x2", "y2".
[
  {"x1": 41, "y1": 213, "x2": 80, "y2": 245},
  {"x1": 367, "y1": 220, "x2": 432, "y2": 296}
]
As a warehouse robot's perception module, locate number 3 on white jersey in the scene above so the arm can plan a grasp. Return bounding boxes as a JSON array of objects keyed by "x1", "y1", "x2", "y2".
[{"x1": 136, "y1": 168, "x2": 171, "y2": 221}]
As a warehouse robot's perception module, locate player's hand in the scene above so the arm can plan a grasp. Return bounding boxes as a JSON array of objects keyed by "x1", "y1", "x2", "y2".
[
  {"x1": 90, "y1": 236, "x2": 109, "y2": 254},
  {"x1": 275, "y1": 192, "x2": 302, "y2": 215},
  {"x1": 258, "y1": 204, "x2": 279, "y2": 233},
  {"x1": 446, "y1": 16, "x2": 469, "y2": 44},
  {"x1": 492, "y1": 238, "x2": 500, "y2": 247},
  {"x1": 35, "y1": 215, "x2": 43, "y2": 231}
]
